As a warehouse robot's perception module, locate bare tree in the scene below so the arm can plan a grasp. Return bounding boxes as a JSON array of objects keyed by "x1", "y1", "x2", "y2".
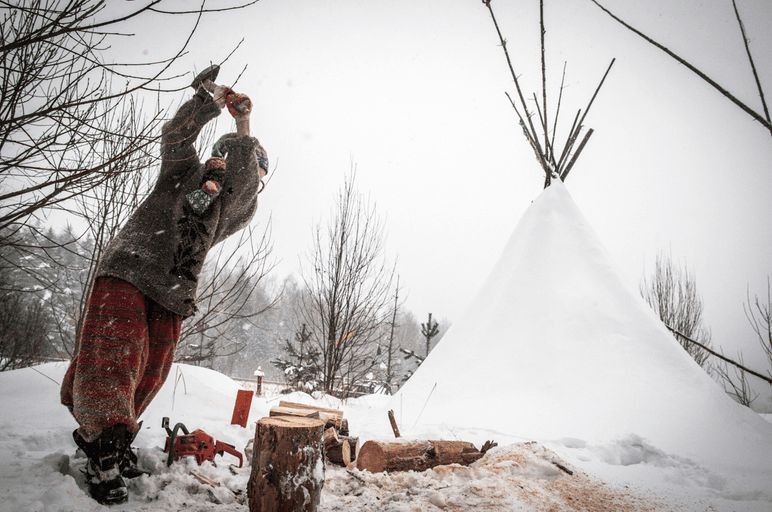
[
  {"x1": 0, "y1": 290, "x2": 54, "y2": 371},
  {"x1": 0, "y1": 0, "x2": 258, "y2": 234},
  {"x1": 299, "y1": 172, "x2": 397, "y2": 397},
  {"x1": 641, "y1": 252, "x2": 713, "y2": 371},
  {"x1": 745, "y1": 278, "x2": 772, "y2": 374},
  {"x1": 175, "y1": 223, "x2": 278, "y2": 368},
  {"x1": 378, "y1": 276, "x2": 405, "y2": 394},
  {"x1": 715, "y1": 277, "x2": 772, "y2": 406},
  {"x1": 714, "y1": 352, "x2": 759, "y2": 407},
  {"x1": 0, "y1": 234, "x2": 57, "y2": 369}
]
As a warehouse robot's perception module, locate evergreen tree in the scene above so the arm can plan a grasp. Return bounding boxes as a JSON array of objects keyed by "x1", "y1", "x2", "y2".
[
  {"x1": 421, "y1": 313, "x2": 440, "y2": 358},
  {"x1": 272, "y1": 324, "x2": 322, "y2": 393}
]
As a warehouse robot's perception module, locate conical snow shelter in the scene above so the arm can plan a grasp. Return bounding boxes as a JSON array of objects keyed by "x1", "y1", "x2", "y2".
[{"x1": 390, "y1": 180, "x2": 772, "y2": 481}]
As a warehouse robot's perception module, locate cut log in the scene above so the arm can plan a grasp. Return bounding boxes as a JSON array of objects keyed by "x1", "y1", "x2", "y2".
[
  {"x1": 339, "y1": 418, "x2": 349, "y2": 436},
  {"x1": 323, "y1": 426, "x2": 360, "y2": 467},
  {"x1": 247, "y1": 416, "x2": 325, "y2": 512},
  {"x1": 269, "y1": 406, "x2": 321, "y2": 420},
  {"x1": 356, "y1": 439, "x2": 485, "y2": 473},
  {"x1": 279, "y1": 401, "x2": 343, "y2": 429},
  {"x1": 324, "y1": 428, "x2": 350, "y2": 466},
  {"x1": 343, "y1": 435, "x2": 359, "y2": 464}
]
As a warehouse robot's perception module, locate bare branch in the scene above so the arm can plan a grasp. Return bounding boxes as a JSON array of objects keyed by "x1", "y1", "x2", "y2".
[{"x1": 588, "y1": 0, "x2": 772, "y2": 134}]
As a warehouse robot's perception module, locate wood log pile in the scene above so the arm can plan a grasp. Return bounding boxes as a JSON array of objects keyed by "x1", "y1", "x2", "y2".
[
  {"x1": 247, "y1": 401, "x2": 499, "y2": 512},
  {"x1": 261, "y1": 402, "x2": 494, "y2": 474},
  {"x1": 269, "y1": 401, "x2": 358, "y2": 468}
]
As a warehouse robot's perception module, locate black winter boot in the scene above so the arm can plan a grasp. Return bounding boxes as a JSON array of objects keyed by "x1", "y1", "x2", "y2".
[
  {"x1": 74, "y1": 425, "x2": 129, "y2": 505},
  {"x1": 74, "y1": 424, "x2": 150, "y2": 480},
  {"x1": 121, "y1": 424, "x2": 151, "y2": 479}
]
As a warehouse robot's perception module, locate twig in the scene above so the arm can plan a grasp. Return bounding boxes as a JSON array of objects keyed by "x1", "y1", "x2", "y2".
[
  {"x1": 588, "y1": 0, "x2": 772, "y2": 134},
  {"x1": 560, "y1": 128, "x2": 593, "y2": 181},
  {"x1": 731, "y1": 0, "x2": 770, "y2": 127},
  {"x1": 413, "y1": 382, "x2": 437, "y2": 428},
  {"x1": 666, "y1": 325, "x2": 772, "y2": 385},
  {"x1": 346, "y1": 469, "x2": 365, "y2": 484},
  {"x1": 550, "y1": 62, "x2": 568, "y2": 156},
  {"x1": 539, "y1": 0, "x2": 549, "y2": 161},
  {"x1": 483, "y1": 0, "x2": 545, "y2": 165},
  {"x1": 30, "y1": 365, "x2": 61, "y2": 386}
]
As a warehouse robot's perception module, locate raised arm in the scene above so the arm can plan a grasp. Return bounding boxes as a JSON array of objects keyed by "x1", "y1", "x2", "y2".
[{"x1": 159, "y1": 71, "x2": 223, "y2": 181}]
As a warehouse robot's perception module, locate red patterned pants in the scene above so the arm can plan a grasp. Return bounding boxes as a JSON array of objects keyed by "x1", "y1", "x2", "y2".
[{"x1": 61, "y1": 277, "x2": 182, "y2": 442}]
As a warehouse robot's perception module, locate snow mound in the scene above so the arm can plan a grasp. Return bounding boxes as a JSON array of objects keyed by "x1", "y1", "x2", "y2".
[{"x1": 390, "y1": 179, "x2": 772, "y2": 502}]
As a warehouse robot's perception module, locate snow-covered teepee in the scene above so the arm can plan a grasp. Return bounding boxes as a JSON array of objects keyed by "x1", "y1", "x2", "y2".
[{"x1": 390, "y1": 179, "x2": 772, "y2": 484}]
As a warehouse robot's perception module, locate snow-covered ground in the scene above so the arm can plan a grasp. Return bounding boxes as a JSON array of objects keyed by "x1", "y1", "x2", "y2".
[
  {"x1": 2, "y1": 181, "x2": 771, "y2": 511},
  {"x1": 0, "y1": 362, "x2": 770, "y2": 512}
]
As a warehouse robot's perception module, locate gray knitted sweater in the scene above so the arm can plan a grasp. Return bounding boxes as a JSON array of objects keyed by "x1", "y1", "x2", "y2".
[{"x1": 97, "y1": 88, "x2": 268, "y2": 317}]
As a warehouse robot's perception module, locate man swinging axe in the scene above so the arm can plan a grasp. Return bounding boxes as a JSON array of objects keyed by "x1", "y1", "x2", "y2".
[{"x1": 60, "y1": 64, "x2": 269, "y2": 505}]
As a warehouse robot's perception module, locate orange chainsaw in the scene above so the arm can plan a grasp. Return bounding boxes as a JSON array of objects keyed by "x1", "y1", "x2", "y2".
[{"x1": 162, "y1": 417, "x2": 243, "y2": 468}]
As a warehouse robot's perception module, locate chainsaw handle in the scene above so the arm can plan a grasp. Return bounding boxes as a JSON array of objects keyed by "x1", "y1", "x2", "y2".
[
  {"x1": 215, "y1": 441, "x2": 243, "y2": 468},
  {"x1": 164, "y1": 420, "x2": 190, "y2": 467}
]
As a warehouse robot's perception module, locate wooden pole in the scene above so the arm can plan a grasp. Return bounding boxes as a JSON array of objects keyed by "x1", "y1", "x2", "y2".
[{"x1": 387, "y1": 410, "x2": 401, "y2": 438}]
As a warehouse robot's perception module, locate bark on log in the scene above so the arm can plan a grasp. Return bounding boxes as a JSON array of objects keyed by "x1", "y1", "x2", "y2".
[
  {"x1": 356, "y1": 439, "x2": 484, "y2": 473},
  {"x1": 247, "y1": 416, "x2": 325, "y2": 512}
]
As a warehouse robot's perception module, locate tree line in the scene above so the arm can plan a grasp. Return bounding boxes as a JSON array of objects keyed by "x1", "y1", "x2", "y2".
[{"x1": 0, "y1": 181, "x2": 449, "y2": 396}]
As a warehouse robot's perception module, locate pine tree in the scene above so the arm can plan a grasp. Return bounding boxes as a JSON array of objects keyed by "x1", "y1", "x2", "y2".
[
  {"x1": 272, "y1": 324, "x2": 322, "y2": 393},
  {"x1": 421, "y1": 313, "x2": 440, "y2": 358}
]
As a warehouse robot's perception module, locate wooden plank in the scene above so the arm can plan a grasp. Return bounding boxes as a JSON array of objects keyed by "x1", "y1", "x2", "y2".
[
  {"x1": 269, "y1": 406, "x2": 320, "y2": 420},
  {"x1": 278, "y1": 401, "x2": 343, "y2": 428}
]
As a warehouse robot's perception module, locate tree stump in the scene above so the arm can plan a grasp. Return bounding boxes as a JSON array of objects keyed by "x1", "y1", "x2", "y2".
[
  {"x1": 247, "y1": 416, "x2": 325, "y2": 512},
  {"x1": 356, "y1": 439, "x2": 484, "y2": 473}
]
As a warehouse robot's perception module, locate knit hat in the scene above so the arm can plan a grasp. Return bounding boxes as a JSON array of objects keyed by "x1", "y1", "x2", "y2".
[{"x1": 205, "y1": 157, "x2": 226, "y2": 172}]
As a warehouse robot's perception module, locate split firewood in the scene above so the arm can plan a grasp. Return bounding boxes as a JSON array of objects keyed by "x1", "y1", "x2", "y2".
[
  {"x1": 279, "y1": 400, "x2": 344, "y2": 429},
  {"x1": 339, "y1": 418, "x2": 350, "y2": 436},
  {"x1": 356, "y1": 439, "x2": 488, "y2": 473},
  {"x1": 342, "y1": 436, "x2": 360, "y2": 465},
  {"x1": 269, "y1": 406, "x2": 321, "y2": 421},
  {"x1": 387, "y1": 410, "x2": 401, "y2": 438},
  {"x1": 324, "y1": 427, "x2": 349, "y2": 466},
  {"x1": 323, "y1": 427, "x2": 360, "y2": 467}
]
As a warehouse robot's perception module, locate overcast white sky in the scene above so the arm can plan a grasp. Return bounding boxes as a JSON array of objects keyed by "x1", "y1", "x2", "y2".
[{"x1": 108, "y1": 0, "x2": 772, "y2": 371}]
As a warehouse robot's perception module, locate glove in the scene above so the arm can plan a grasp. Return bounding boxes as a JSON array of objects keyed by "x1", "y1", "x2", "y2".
[{"x1": 226, "y1": 93, "x2": 252, "y2": 118}]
